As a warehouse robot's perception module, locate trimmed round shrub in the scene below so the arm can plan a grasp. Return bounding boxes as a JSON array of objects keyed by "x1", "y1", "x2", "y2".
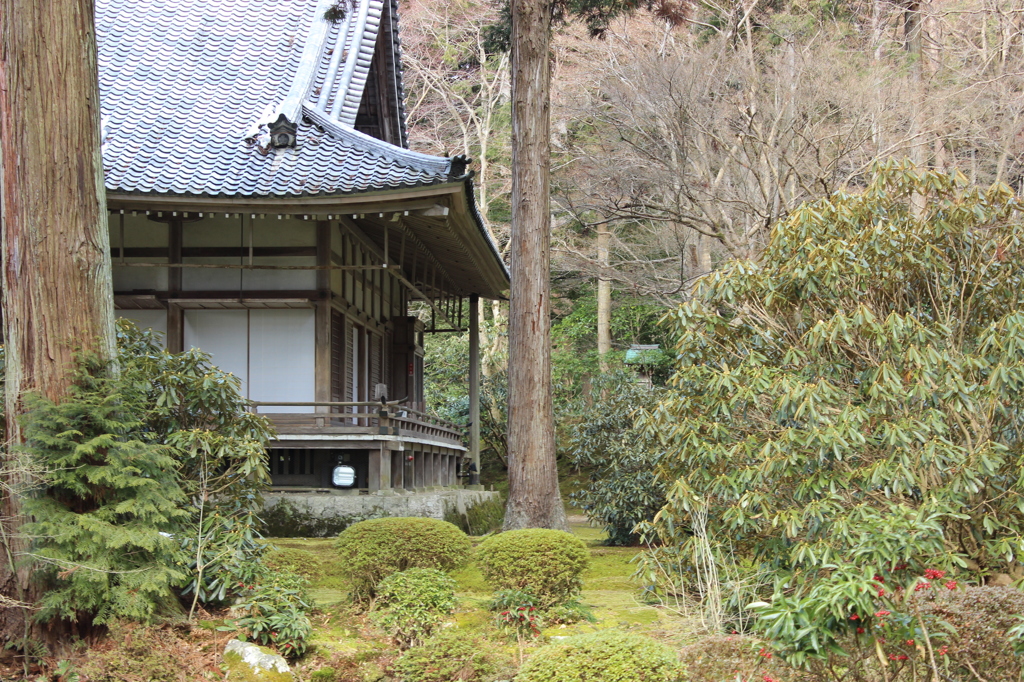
[
  {"x1": 678, "y1": 635, "x2": 788, "y2": 682},
  {"x1": 334, "y1": 517, "x2": 471, "y2": 598},
  {"x1": 914, "y1": 585, "x2": 1024, "y2": 680},
  {"x1": 515, "y1": 630, "x2": 682, "y2": 682},
  {"x1": 371, "y1": 568, "x2": 458, "y2": 648},
  {"x1": 476, "y1": 529, "x2": 589, "y2": 608},
  {"x1": 393, "y1": 629, "x2": 512, "y2": 682}
]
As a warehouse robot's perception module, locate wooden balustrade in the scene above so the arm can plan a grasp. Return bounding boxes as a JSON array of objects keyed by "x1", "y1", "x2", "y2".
[{"x1": 250, "y1": 400, "x2": 466, "y2": 446}]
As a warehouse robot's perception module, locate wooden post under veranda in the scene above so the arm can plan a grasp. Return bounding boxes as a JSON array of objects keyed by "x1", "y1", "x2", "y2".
[{"x1": 468, "y1": 293, "x2": 482, "y2": 487}]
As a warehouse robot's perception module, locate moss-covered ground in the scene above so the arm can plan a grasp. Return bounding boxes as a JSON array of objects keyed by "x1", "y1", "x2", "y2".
[{"x1": 268, "y1": 516, "x2": 696, "y2": 662}]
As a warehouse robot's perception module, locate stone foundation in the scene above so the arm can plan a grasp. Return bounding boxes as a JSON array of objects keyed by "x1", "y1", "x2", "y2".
[{"x1": 263, "y1": 487, "x2": 503, "y2": 537}]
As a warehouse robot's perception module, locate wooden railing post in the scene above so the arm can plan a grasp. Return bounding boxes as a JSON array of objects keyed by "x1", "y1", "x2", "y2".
[{"x1": 378, "y1": 406, "x2": 392, "y2": 436}]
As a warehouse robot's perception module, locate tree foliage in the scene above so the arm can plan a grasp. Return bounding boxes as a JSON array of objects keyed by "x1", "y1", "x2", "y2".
[
  {"x1": 10, "y1": 321, "x2": 274, "y2": 625},
  {"x1": 21, "y1": 366, "x2": 187, "y2": 625},
  {"x1": 115, "y1": 322, "x2": 273, "y2": 605},
  {"x1": 643, "y1": 162, "x2": 1024, "y2": 659},
  {"x1": 566, "y1": 372, "x2": 666, "y2": 545}
]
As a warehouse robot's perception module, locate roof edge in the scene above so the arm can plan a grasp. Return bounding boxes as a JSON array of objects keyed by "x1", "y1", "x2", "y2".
[
  {"x1": 460, "y1": 173, "x2": 510, "y2": 289},
  {"x1": 302, "y1": 105, "x2": 451, "y2": 175},
  {"x1": 105, "y1": 180, "x2": 468, "y2": 208}
]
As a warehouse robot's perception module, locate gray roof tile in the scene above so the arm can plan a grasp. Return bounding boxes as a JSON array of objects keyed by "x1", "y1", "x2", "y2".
[{"x1": 98, "y1": 0, "x2": 447, "y2": 198}]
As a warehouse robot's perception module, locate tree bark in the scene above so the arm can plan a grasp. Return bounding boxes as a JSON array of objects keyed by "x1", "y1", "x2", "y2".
[
  {"x1": 504, "y1": 0, "x2": 567, "y2": 531},
  {"x1": 0, "y1": 0, "x2": 116, "y2": 643},
  {"x1": 596, "y1": 223, "x2": 612, "y2": 373}
]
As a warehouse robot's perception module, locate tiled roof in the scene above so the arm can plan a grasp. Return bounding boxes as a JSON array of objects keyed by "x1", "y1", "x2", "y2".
[{"x1": 97, "y1": 0, "x2": 451, "y2": 197}]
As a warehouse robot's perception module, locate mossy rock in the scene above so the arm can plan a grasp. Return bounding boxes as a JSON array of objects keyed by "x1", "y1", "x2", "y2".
[{"x1": 223, "y1": 640, "x2": 294, "y2": 682}]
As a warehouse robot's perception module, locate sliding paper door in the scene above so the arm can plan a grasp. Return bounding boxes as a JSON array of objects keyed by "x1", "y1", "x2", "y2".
[
  {"x1": 249, "y1": 309, "x2": 315, "y2": 412},
  {"x1": 183, "y1": 310, "x2": 249, "y2": 390},
  {"x1": 183, "y1": 308, "x2": 315, "y2": 410}
]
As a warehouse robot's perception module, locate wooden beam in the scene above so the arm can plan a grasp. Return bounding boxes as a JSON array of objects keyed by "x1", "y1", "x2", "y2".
[
  {"x1": 338, "y1": 217, "x2": 457, "y2": 328},
  {"x1": 111, "y1": 246, "x2": 316, "y2": 258},
  {"x1": 106, "y1": 183, "x2": 465, "y2": 213}
]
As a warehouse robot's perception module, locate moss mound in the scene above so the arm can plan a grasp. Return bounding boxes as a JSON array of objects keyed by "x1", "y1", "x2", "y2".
[
  {"x1": 334, "y1": 517, "x2": 471, "y2": 598},
  {"x1": 393, "y1": 629, "x2": 513, "y2": 681},
  {"x1": 476, "y1": 529, "x2": 589, "y2": 608},
  {"x1": 515, "y1": 630, "x2": 681, "y2": 682}
]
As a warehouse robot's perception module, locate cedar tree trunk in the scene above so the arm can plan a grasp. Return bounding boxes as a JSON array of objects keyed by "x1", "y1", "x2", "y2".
[
  {"x1": 504, "y1": 0, "x2": 568, "y2": 531},
  {"x1": 0, "y1": 0, "x2": 116, "y2": 643}
]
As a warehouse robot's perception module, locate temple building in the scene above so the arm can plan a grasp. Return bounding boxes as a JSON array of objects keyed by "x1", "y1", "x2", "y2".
[{"x1": 97, "y1": 0, "x2": 507, "y2": 495}]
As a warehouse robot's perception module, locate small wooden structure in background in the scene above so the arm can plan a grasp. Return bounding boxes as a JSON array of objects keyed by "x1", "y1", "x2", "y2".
[
  {"x1": 624, "y1": 344, "x2": 663, "y2": 389},
  {"x1": 97, "y1": 0, "x2": 508, "y2": 493}
]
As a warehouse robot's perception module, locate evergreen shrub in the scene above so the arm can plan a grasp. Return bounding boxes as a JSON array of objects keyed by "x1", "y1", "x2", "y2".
[
  {"x1": 371, "y1": 568, "x2": 457, "y2": 648},
  {"x1": 233, "y1": 570, "x2": 313, "y2": 658},
  {"x1": 515, "y1": 630, "x2": 682, "y2": 682},
  {"x1": 645, "y1": 164, "x2": 1024, "y2": 664},
  {"x1": 677, "y1": 635, "x2": 788, "y2": 682},
  {"x1": 20, "y1": 369, "x2": 188, "y2": 625},
  {"x1": 392, "y1": 629, "x2": 512, "y2": 682},
  {"x1": 334, "y1": 517, "x2": 471, "y2": 599},
  {"x1": 476, "y1": 529, "x2": 589, "y2": 608},
  {"x1": 566, "y1": 372, "x2": 667, "y2": 546}
]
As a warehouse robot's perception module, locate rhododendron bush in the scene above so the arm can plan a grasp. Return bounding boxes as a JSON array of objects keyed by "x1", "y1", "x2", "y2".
[{"x1": 641, "y1": 162, "x2": 1024, "y2": 666}]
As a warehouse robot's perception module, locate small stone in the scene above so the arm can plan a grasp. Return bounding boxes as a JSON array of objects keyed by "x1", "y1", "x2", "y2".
[
  {"x1": 989, "y1": 573, "x2": 1013, "y2": 587},
  {"x1": 223, "y1": 639, "x2": 293, "y2": 681}
]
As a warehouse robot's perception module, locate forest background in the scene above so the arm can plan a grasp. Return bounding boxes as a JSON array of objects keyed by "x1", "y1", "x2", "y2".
[{"x1": 404, "y1": 0, "x2": 1024, "y2": 485}]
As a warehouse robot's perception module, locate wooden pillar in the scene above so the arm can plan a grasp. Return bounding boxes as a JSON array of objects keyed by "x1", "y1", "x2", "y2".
[
  {"x1": 315, "y1": 221, "x2": 331, "y2": 426},
  {"x1": 167, "y1": 220, "x2": 184, "y2": 352},
  {"x1": 414, "y1": 451, "x2": 424, "y2": 489},
  {"x1": 167, "y1": 303, "x2": 183, "y2": 354},
  {"x1": 468, "y1": 293, "x2": 481, "y2": 474},
  {"x1": 368, "y1": 448, "x2": 381, "y2": 492},
  {"x1": 392, "y1": 449, "x2": 404, "y2": 490},
  {"x1": 380, "y1": 446, "x2": 392, "y2": 490},
  {"x1": 433, "y1": 452, "x2": 442, "y2": 487}
]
